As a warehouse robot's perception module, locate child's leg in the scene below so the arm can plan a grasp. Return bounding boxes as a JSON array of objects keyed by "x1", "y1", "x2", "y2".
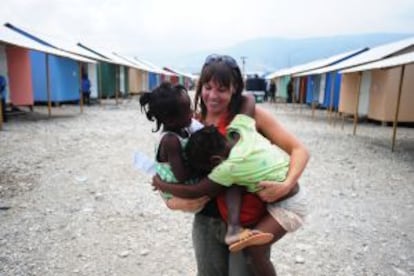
[
  {"x1": 245, "y1": 214, "x2": 286, "y2": 276},
  {"x1": 225, "y1": 186, "x2": 244, "y2": 245},
  {"x1": 225, "y1": 187, "x2": 274, "y2": 252}
]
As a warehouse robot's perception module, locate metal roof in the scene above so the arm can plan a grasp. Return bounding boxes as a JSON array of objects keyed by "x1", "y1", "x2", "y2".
[
  {"x1": 112, "y1": 52, "x2": 160, "y2": 73},
  {"x1": 266, "y1": 48, "x2": 364, "y2": 79},
  {"x1": 299, "y1": 37, "x2": 414, "y2": 76},
  {"x1": 164, "y1": 66, "x2": 197, "y2": 80},
  {"x1": 0, "y1": 25, "x2": 96, "y2": 63},
  {"x1": 341, "y1": 51, "x2": 414, "y2": 73},
  {"x1": 134, "y1": 57, "x2": 176, "y2": 76},
  {"x1": 76, "y1": 43, "x2": 142, "y2": 68}
]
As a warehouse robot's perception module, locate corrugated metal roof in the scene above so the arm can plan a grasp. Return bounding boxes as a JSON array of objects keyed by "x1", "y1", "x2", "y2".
[
  {"x1": 293, "y1": 48, "x2": 369, "y2": 77},
  {"x1": 0, "y1": 25, "x2": 96, "y2": 63},
  {"x1": 164, "y1": 66, "x2": 197, "y2": 80},
  {"x1": 134, "y1": 57, "x2": 176, "y2": 76},
  {"x1": 341, "y1": 51, "x2": 414, "y2": 73},
  {"x1": 112, "y1": 52, "x2": 160, "y2": 73},
  {"x1": 77, "y1": 43, "x2": 142, "y2": 68},
  {"x1": 300, "y1": 37, "x2": 414, "y2": 76},
  {"x1": 266, "y1": 48, "x2": 365, "y2": 79}
]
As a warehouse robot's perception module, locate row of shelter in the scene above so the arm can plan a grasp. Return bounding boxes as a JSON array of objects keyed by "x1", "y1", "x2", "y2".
[
  {"x1": 0, "y1": 22, "x2": 196, "y2": 126},
  {"x1": 265, "y1": 36, "x2": 414, "y2": 151}
]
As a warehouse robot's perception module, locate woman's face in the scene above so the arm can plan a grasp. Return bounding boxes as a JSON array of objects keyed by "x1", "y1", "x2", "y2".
[{"x1": 201, "y1": 80, "x2": 234, "y2": 115}]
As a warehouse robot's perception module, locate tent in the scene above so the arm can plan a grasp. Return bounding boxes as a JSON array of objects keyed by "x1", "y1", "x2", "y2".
[
  {"x1": 4, "y1": 23, "x2": 96, "y2": 105},
  {"x1": 0, "y1": 24, "x2": 95, "y2": 126},
  {"x1": 300, "y1": 37, "x2": 414, "y2": 118},
  {"x1": 294, "y1": 48, "x2": 368, "y2": 109},
  {"x1": 341, "y1": 51, "x2": 414, "y2": 151}
]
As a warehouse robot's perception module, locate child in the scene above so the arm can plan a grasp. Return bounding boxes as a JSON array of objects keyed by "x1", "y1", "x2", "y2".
[
  {"x1": 153, "y1": 113, "x2": 305, "y2": 254},
  {"x1": 139, "y1": 82, "x2": 198, "y2": 201}
]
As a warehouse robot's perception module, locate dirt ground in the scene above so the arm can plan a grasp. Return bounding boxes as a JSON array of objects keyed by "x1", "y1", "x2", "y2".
[{"x1": 0, "y1": 95, "x2": 413, "y2": 276}]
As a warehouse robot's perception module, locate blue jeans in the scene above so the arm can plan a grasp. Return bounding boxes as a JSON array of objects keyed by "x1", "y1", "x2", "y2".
[{"x1": 192, "y1": 213, "x2": 254, "y2": 276}]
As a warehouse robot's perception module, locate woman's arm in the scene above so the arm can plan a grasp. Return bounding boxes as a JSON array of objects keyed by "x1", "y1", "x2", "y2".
[
  {"x1": 254, "y1": 106, "x2": 310, "y2": 202},
  {"x1": 152, "y1": 175, "x2": 225, "y2": 198}
]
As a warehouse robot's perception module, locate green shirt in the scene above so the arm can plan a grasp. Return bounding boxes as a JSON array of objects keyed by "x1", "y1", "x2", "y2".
[{"x1": 208, "y1": 114, "x2": 290, "y2": 192}]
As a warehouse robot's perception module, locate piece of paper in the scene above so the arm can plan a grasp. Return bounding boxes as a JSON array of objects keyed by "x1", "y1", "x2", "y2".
[{"x1": 133, "y1": 151, "x2": 156, "y2": 176}]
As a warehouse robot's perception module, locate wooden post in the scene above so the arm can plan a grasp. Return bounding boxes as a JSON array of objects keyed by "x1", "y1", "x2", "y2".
[
  {"x1": 311, "y1": 91, "x2": 316, "y2": 119},
  {"x1": 299, "y1": 77, "x2": 304, "y2": 114},
  {"x1": 79, "y1": 63, "x2": 84, "y2": 114},
  {"x1": 352, "y1": 72, "x2": 362, "y2": 136},
  {"x1": 98, "y1": 63, "x2": 103, "y2": 105},
  {"x1": 46, "y1": 54, "x2": 52, "y2": 117},
  {"x1": 328, "y1": 74, "x2": 335, "y2": 124},
  {"x1": 391, "y1": 65, "x2": 405, "y2": 152},
  {"x1": 115, "y1": 66, "x2": 119, "y2": 105},
  {"x1": 0, "y1": 98, "x2": 3, "y2": 130}
]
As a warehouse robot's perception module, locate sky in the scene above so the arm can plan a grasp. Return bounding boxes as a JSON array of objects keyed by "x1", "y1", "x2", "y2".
[{"x1": 1, "y1": 0, "x2": 414, "y2": 62}]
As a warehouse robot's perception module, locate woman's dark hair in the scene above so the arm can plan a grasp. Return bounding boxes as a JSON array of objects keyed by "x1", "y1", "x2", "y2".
[
  {"x1": 139, "y1": 82, "x2": 188, "y2": 132},
  {"x1": 194, "y1": 56, "x2": 244, "y2": 123},
  {"x1": 185, "y1": 125, "x2": 227, "y2": 175}
]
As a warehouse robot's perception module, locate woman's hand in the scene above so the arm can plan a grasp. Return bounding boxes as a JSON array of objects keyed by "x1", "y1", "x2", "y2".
[
  {"x1": 166, "y1": 196, "x2": 210, "y2": 212},
  {"x1": 256, "y1": 180, "x2": 292, "y2": 203}
]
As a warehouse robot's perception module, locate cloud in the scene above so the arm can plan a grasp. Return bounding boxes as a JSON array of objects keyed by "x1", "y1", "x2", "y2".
[{"x1": 1, "y1": 0, "x2": 413, "y2": 57}]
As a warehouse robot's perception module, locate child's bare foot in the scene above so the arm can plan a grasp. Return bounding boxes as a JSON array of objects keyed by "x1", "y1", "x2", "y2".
[{"x1": 226, "y1": 228, "x2": 274, "y2": 252}]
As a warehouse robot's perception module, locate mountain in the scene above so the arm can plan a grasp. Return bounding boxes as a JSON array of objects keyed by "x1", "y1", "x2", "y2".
[{"x1": 142, "y1": 33, "x2": 414, "y2": 75}]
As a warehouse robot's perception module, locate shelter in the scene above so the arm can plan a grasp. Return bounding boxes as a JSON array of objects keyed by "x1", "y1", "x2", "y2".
[
  {"x1": 294, "y1": 48, "x2": 368, "y2": 107},
  {"x1": 0, "y1": 24, "x2": 95, "y2": 122},
  {"x1": 341, "y1": 51, "x2": 414, "y2": 151},
  {"x1": 135, "y1": 58, "x2": 176, "y2": 90},
  {"x1": 113, "y1": 53, "x2": 159, "y2": 94},
  {"x1": 300, "y1": 37, "x2": 414, "y2": 117},
  {"x1": 4, "y1": 23, "x2": 96, "y2": 105}
]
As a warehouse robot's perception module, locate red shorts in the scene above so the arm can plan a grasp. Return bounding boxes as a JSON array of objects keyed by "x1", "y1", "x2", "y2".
[{"x1": 216, "y1": 192, "x2": 266, "y2": 226}]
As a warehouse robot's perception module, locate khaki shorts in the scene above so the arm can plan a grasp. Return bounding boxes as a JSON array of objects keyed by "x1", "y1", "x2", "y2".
[{"x1": 266, "y1": 186, "x2": 308, "y2": 232}]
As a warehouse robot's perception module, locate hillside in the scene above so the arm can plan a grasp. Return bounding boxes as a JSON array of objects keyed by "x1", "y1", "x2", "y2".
[{"x1": 143, "y1": 33, "x2": 414, "y2": 74}]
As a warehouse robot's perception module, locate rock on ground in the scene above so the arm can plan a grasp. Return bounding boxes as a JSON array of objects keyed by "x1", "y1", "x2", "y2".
[{"x1": 0, "y1": 96, "x2": 413, "y2": 276}]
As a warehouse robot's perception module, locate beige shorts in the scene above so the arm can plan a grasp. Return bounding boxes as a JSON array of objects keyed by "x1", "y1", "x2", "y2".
[{"x1": 266, "y1": 186, "x2": 308, "y2": 232}]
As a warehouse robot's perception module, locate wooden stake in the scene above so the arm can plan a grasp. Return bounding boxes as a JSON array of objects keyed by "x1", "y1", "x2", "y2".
[
  {"x1": 79, "y1": 63, "x2": 83, "y2": 114},
  {"x1": 98, "y1": 63, "x2": 103, "y2": 105},
  {"x1": 0, "y1": 98, "x2": 3, "y2": 130},
  {"x1": 391, "y1": 65, "x2": 405, "y2": 152},
  {"x1": 46, "y1": 54, "x2": 52, "y2": 117},
  {"x1": 328, "y1": 74, "x2": 335, "y2": 124},
  {"x1": 352, "y1": 72, "x2": 362, "y2": 136}
]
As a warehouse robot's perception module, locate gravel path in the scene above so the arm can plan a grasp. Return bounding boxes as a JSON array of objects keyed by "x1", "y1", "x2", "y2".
[{"x1": 0, "y1": 96, "x2": 413, "y2": 276}]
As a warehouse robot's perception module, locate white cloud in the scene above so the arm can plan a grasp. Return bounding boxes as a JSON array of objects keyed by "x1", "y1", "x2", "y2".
[{"x1": 1, "y1": 0, "x2": 413, "y2": 57}]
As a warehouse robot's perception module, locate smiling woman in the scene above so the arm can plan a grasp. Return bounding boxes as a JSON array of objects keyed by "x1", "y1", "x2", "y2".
[{"x1": 152, "y1": 53, "x2": 310, "y2": 276}]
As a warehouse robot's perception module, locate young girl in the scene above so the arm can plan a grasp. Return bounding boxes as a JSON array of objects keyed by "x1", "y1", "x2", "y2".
[{"x1": 139, "y1": 82, "x2": 199, "y2": 201}]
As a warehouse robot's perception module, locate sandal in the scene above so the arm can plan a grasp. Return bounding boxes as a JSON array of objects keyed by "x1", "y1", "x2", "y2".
[{"x1": 228, "y1": 229, "x2": 274, "y2": 252}]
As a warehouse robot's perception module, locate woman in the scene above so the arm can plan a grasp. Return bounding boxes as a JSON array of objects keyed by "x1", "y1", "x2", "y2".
[{"x1": 154, "y1": 54, "x2": 310, "y2": 276}]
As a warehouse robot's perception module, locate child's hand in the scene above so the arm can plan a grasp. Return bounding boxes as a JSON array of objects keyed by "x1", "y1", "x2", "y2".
[
  {"x1": 256, "y1": 180, "x2": 291, "y2": 203},
  {"x1": 152, "y1": 175, "x2": 163, "y2": 191}
]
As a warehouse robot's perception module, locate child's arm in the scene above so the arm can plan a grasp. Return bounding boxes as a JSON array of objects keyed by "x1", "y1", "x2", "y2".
[
  {"x1": 239, "y1": 94, "x2": 255, "y2": 118},
  {"x1": 152, "y1": 174, "x2": 225, "y2": 198},
  {"x1": 160, "y1": 134, "x2": 191, "y2": 182}
]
